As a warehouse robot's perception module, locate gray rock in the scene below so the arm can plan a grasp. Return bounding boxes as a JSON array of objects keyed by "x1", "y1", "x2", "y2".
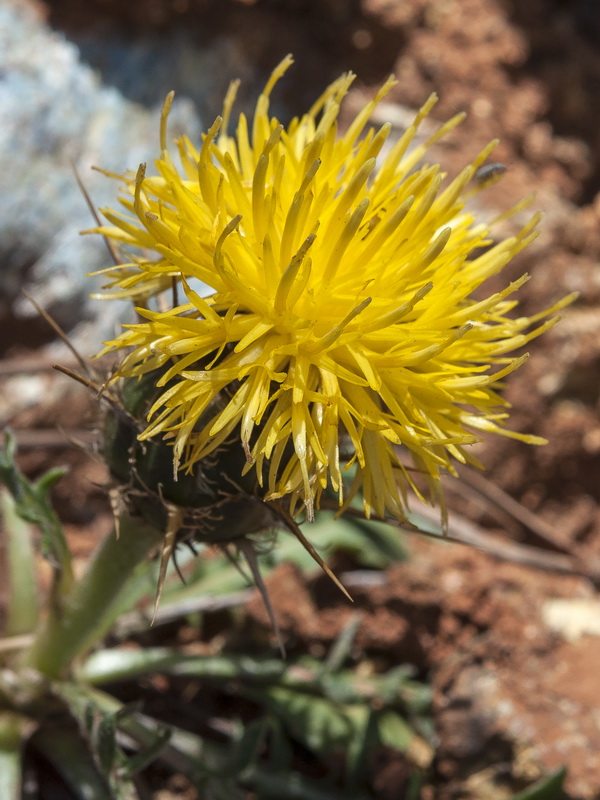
[{"x1": 0, "y1": 0, "x2": 203, "y2": 350}]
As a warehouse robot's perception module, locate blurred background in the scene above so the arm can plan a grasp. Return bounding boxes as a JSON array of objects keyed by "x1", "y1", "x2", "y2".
[{"x1": 2, "y1": 1, "x2": 600, "y2": 797}]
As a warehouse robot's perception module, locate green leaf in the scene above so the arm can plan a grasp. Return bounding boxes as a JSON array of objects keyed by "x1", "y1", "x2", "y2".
[
  {"x1": 1, "y1": 488, "x2": 38, "y2": 636},
  {"x1": 228, "y1": 717, "x2": 269, "y2": 773},
  {"x1": 78, "y1": 647, "x2": 188, "y2": 685},
  {"x1": 96, "y1": 713, "x2": 118, "y2": 775},
  {"x1": 319, "y1": 670, "x2": 366, "y2": 705},
  {"x1": 244, "y1": 766, "x2": 371, "y2": 800},
  {"x1": 0, "y1": 430, "x2": 73, "y2": 602},
  {"x1": 337, "y1": 514, "x2": 408, "y2": 567},
  {"x1": 371, "y1": 665, "x2": 418, "y2": 705},
  {"x1": 345, "y1": 707, "x2": 378, "y2": 785},
  {"x1": 51, "y1": 686, "x2": 145, "y2": 798},
  {"x1": 83, "y1": 685, "x2": 230, "y2": 777},
  {"x1": 202, "y1": 777, "x2": 246, "y2": 800},
  {"x1": 255, "y1": 685, "x2": 362, "y2": 753},
  {"x1": 168, "y1": 653, "x2": 286, "y2": 683},
  {"x1": 120, "y1": 726, "x2": 172, "y2": 778},
  {"x1": 322, "y1": 613, "x2": 362, "y2": 674},
  {"x1": 31, "y1": 725, "x2": 127, "y2": 800},
  {"x1": 264, "y1": 716, "x2": 293, "y2": 773},
  {"x1": 375, "y1": 708, "x2": 415, "y2": 751},
  {"x1": 405, "y1": 773, "x2": 426, "y2": 800},
  {"x1": 510, "y1": 767, "x2": 567, "y2": 800},
  {"x1": 81, "y1": 681, "x2": 378, "y2": 800}
]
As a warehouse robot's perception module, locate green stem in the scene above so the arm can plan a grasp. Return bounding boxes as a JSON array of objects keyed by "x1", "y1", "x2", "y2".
[
  {"x1": 0, "y1": 712, "x2": 28, "y2": 800},
  {"x1": 22, "y1": 515, "x2": 163, "y2": 679}
]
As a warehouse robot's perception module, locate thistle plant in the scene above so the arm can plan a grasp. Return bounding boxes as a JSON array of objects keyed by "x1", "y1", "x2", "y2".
[{"x1": 0, "y1": 56, "x2": 574, "y2": 798}]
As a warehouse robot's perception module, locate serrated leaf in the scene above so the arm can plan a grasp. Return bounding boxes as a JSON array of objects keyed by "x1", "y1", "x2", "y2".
[{"x1": 0, "y1": 430, "x2": 73, "y2": 601}]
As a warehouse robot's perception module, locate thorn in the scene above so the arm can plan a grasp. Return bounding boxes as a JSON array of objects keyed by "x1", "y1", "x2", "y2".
[
  {"x1": 52, "y1": 363, "x2": 100, "y2": 391},
  {"x1": 221, "y1": 543, "x2": 253, "y2": 584},
  {"x1": 275, "y1": 504, "x2": 353, "y2": 603},
  {"x1": 70, "y1": 158, "x2": 124, "y2": 265},
  {"x1": 172, "y1": 546, "x2": 187, "y2": 585},
  {"x1": 55, "y1": 423, "x2": 91, "y2": 453},
  {"x1": 239, "y1": 539, "x2": 286, "y2": 659},
  {"x1": 186, "y1": 540, "x2": 199, "y2": 556},
  {"x1": 52, "y1": 364, "x2": 127, "y2": 419},
  {"x1": 152, "y1": 507, "x2": 181, "y2": 625},
  {"x1": 24, "y1": 292, "x2": 94, "y2": 378},
  {"x1": 108, "y1": 488, "x2": 122, "y2": 539}
]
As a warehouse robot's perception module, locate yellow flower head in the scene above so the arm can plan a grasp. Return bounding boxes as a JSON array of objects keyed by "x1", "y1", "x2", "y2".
[{"x1": 93, "y1": 55, "x2": 573, "y2": 524}]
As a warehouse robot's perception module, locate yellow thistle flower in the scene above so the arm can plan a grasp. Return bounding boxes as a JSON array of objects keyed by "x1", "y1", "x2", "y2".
[{"x1": 92, "y1": 55, "x2": 574, "y2": 525}]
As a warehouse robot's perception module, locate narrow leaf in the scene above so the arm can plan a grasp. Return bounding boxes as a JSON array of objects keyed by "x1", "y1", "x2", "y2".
[
  {"x1": 31, "y1": 725, "x2": 124, "y2": 800},
  {"x1": 1, "y1": 488, "x2": 38, "y2": 636},
  {"x1": 96, "y1": 713, "x2": 118, "y2": 775},
  {"x1": 120, "y1": 727, "x2": 172, "y2": 778}
]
